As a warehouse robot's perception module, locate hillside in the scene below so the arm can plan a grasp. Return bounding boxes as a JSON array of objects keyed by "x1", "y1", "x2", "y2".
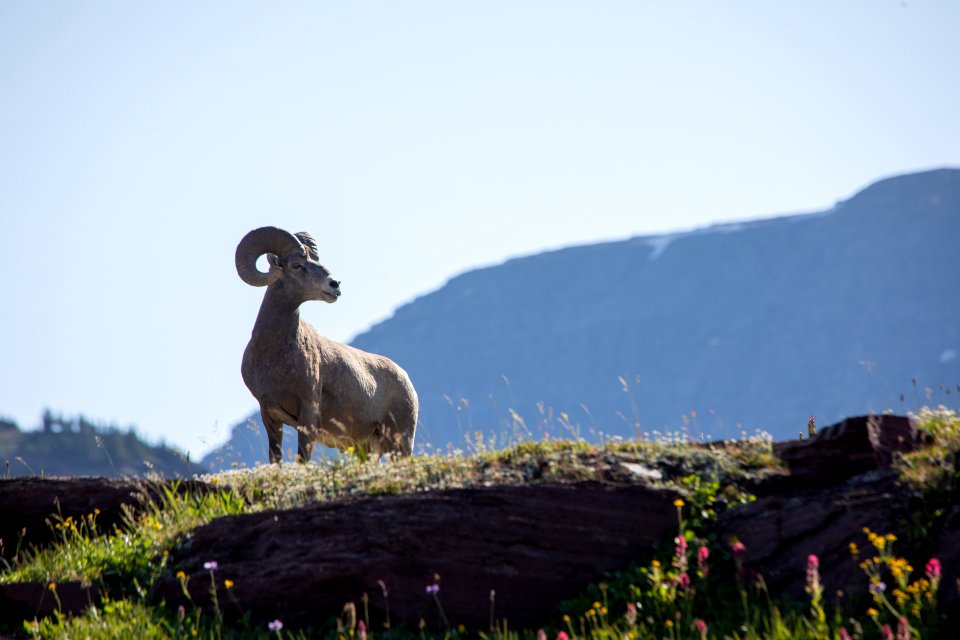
[
  {"x1": 2, "y1": 409, "x2": 958, "y2": 638},
  {"x1": 349, "y1": 168, "x2": 960, "y2": 448},
  {"x1": 0, "y1": 413, "x2": 198, "y2": 478}
]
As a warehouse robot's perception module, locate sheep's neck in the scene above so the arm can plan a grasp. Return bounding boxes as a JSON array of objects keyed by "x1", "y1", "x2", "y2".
[{"x1": 252, "y1": 283, "x2": 306, "y2": 343}]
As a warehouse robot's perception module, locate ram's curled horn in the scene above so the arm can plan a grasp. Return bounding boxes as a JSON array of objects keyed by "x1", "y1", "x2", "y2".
[
  {"x1": 235, "y1": 226, "x2": 305, "y2": 287},
  {"x1": 295, "y1": 231, "x2": 319, "y2": 260}
]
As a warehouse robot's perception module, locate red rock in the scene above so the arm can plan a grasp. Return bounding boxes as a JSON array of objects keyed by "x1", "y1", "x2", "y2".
[
  {"x1": 155, "y1": 482, "x2": 681, "y2": 630},
  {"x1": 774, "y1": 415, "x2": 921, "y2": 487}
]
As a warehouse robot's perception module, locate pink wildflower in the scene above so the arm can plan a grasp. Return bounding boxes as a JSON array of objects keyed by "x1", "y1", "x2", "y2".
[
  {"x1": 807, "y1": 554, "x2": 819, "y2": 569},
  {"x1": 897, "y1": 617, "x2": 910, "y2": 640},
  {"x1": 537, "y1": 629, "x2": 547, "y2": 640},
  {"x1": 677, "y1": 572, "x2": 691, "y2": 589},
  {"x1": 839, "y1": 627, "x2": 851, "y2": 640},
  {"x1": 625, "y1": 602, "x2": 637, "y2": 626},
  {"x1": 697, "y1": 545, "x2": 710, "y2": 575},
  {"x1": 358, "y1": 620, "x2": 367, "y2": 640},
  {"x1": 926, "y1": 558, "x2": 942, "y2": 581},
  {"x1": 694, "y1": 618, "x2": 707, "y2": 637},
  {"x1": 557, "y1": 632, "x2": 570, "y2": 640},
  {"x1": 731, "y1": 540, "x2": 746, "y2": 555},
  {"x1": 881, "y1": 624, "x2": 894, "y2": 640}
]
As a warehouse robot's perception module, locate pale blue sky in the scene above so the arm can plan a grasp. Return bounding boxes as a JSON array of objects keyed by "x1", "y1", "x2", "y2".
[{"x1": 1, "y1": 1, "x2": 958, "y2": 459}]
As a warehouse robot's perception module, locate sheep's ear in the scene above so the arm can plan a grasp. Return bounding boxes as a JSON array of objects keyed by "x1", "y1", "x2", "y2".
[
  {"x1": 268, "y1": 253, "x2": 282, "y2": 269},
  {"x1": 295, "y1": 232, "x2": 319, "y2": 260}
]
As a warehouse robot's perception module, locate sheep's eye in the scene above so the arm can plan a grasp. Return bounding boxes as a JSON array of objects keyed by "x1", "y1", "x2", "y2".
[{"x1": 291, "y1": 263, "x2": 302, "y2": 270}]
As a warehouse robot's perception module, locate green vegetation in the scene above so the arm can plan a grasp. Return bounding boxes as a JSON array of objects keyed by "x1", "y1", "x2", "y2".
[{"x1": 2, "y1": 408, "x2": 957, "y2": 639}]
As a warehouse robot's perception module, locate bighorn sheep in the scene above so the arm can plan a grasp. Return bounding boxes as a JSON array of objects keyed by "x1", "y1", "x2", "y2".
[{"x1": 236, "y1": 226, "x2": 418, "y2": 463}]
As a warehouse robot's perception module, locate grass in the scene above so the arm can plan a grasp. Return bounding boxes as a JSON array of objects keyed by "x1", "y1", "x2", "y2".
[{"x1": 2, "y1": 407, "x2": 957, "y2": 639}]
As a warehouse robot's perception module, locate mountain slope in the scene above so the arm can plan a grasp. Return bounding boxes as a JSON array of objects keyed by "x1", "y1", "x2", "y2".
[{"x1": 351, "y1": 168, "x2": 960, "y2": 446}]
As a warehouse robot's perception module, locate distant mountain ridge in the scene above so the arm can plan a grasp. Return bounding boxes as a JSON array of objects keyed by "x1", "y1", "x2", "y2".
[
  {"x1": 205, "y1": 168, "x2": 960, "y2": 469},
  {"x1": 352, "y1": 168, "x2": 960, "y2": 447}
]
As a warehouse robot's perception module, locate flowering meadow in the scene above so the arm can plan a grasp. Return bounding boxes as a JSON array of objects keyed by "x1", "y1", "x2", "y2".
[{"x1": 2, "y1": 406, "x2": 957, "y2": 639}]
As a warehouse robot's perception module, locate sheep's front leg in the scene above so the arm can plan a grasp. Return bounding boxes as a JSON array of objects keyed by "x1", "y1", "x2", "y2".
[
  {"x1": 296, "y1": 403, "x2": 320, "y2": 463},
  {"x1": 262, "y1": 409, "x2": 284, "y2": 465}
]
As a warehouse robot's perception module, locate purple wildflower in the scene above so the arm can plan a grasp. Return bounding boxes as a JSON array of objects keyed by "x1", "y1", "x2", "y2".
[
  {"x1": 203, "y1": 561, "x2": 218, "y2": 570},
  {"x1": 268, "y1": 619, "x2": 283, "y2": 632}
]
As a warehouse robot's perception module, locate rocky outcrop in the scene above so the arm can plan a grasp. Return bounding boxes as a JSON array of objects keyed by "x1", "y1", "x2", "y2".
[
  {"x1": 0, "y1": 477, "x2": 144, "y2": 562},
  {"x1": 155, "y1": 482, "x2": 681, "y2": 630},
  {"x1": 0, "y1": 477, "x2": 212, "y2": 562},
  {"x1": 1, "y1": 414, "x2": 956, "y2": 633},
  {"x1": 722, "y1": 414, "x2": 954, "y2": 609},
  {"x1": 773, "y1": 414, "x2": 923, "y2": 488}
]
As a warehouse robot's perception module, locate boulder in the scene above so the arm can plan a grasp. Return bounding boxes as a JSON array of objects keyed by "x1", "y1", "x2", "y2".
[
  {"x1": 773, "y1": 415, "x2": 921, "y2": 488},
  {"x1": 155, "y1": 482, "x2": 681, "y2": 630}
]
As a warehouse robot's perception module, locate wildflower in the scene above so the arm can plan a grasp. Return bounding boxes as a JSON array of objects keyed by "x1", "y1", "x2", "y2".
[
  {"x1": 869, "y1": 581, "x2": 887, "y2": 594},
  {"x1": 358, "y1": 620, "x2": 367, "y2": 640},
  {"x1": 593, "y1": 601, "x2": 602, "y2": 609},
  {"x1": 176, "y1": 570, "x2": 187, "y2": 580},
  {"x1": 926, "y1": 557, "x2": 942, "y2": 581},
  {"x1": 839, "y1": 627, "x2": 851, "y2": 640},
  {"x1": 268, "y1": 619, "x2": 284, "y2": 632},
  {"x1": 867, "y1": 607, "x2": 879, "y2": 617},
  {"x1": 695, "y1": 619, "x2": 708, "y2": 637},
  {"x1": 537, "y1": 629, "x2": 547, "y2": 640},
  {"x1": 697, "y1": 545, "x2": 710, "y2": 575},
  {"x1": 177, "y1": 605, "x2": 186, "y2": 623},
  {"x1": 897, "y1": 617, "x2": 910, "y2": 640},
  {"x1": 625, "y1": 603, "x2": 637, "y2": 626},
  {"x1": 425, "y1": 583, "x2": 440, "y2": 594},
  {"x1": 731, "y1": 540, "x2": 746, "y2": 555},
  {"x1": 805, "y1": 554, "x2": 822, "y2": 599},
  {"x1": 562, "y1": 614, "x2": 571, "y2": 623},
  {"x1": 849, "y1": 542, "x2": 859, "y2": 557},
  {"x1": 677, "y1": 573, "x2": 691, "y2": 589},
  {"x1": 48, "y1": 582, "x2": 56, "y2": 591},
  {"x1": 881, "y1": 624, "x2": 894, "y2": 640},
  {"x1": 224, "y1": 579, "x2": 234, "y2": 589},
  {"x1": 664, "y1": 620, "x2": 674, "y2": 628},
  {"x1": 203, "y1": 561, "x2": 218, "y2": 570},
  {"x1": 557, "y1": 632, "x2": 570, "y2": 640},
  {"x1": 673, "y1": 498, "x2": 685, "y2": 508},
  {"x1": 651, "y1": 559, "x2": 661, "y2": 569}
]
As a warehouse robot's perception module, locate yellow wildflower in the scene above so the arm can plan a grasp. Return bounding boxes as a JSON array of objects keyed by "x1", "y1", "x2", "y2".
[
  {"x1": 48, "y1": 582, "x2": 56, "y2": 591},
  {"x1": 224, "y1": 579, "x2": 234, "y2": 589},
  {"x1": 673, "y1": 498, "x2": 685, "y2": 508},
  {"x1": 867, "y1": 608, "x2": 879, "y2": 617},
  {"x1": 176, "y1": 570, "x2": 187, "y2": 580},
  {"x1": 651, "y1": 560, "x2": 661, "y2": 568},
  {"x1": 849, "y1": 542, "x2": 859, "y2": 556},
  {"x1": 593, "y1": 601, "x2": 602, "y2": 609},
  {"x1": 665, "y1": 620, "x2": 674, "y2": 628}
]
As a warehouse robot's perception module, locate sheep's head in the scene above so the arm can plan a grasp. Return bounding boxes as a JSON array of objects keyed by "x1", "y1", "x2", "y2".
[{"x1": 236, "y1": 226, "x2": 341, "y2": 303}]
